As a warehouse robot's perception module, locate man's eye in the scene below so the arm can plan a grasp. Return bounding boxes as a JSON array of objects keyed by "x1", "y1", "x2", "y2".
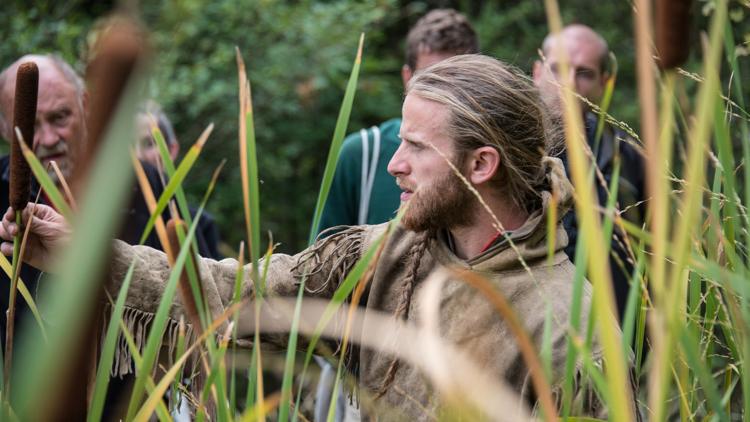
[
  {"x1": 51, "y1": 110, "x2": 71, "y2": 125},
  {"x1": 576, "y1": 70, "x2": 596, "y2": 80}
]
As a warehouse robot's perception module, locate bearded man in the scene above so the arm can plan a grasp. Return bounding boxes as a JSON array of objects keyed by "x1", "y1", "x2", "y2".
[{"x1": 1, "y1": 55, "x2": 617, "y2": 420}]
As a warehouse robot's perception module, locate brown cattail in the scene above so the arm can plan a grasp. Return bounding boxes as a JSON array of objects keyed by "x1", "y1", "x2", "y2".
[
  {"x1": 656, "y1": 0, "x2": 692, "y2": 70},
  {"x1": 74, "y1": 16, "x2": 146, "y2": 192},
  {"x1": 166, "y1": 218, "x2": 204, "y2": 336},
  {"x1": 10, "y1": 62, "x2": 38, "y2": 211}
]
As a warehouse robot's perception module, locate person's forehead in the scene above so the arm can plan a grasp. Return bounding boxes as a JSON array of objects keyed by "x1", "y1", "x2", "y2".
[
  {"x1": 36, "y1": 68, "x2": 80, "y2": 109},
  {"x1": 544, "y1": 34, "x2": 602, "y2": 67},
  {"x1": 400, "y1": 94, "x2": 450, "y2": 139}
]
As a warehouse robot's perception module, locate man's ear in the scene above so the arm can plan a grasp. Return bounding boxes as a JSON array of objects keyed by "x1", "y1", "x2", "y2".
[
  {"x1": 467, "y1": 146, "x2": 501, "y2": 185},
  {"x1": 168, "y1": 141, "x2": 180, "y2": 161},
  {"x1": 532, "y1": 60, "x2": 543, "y2": 83},
  {"x1": 401, "y1": 65, "x2": 413, "y2": 89}
]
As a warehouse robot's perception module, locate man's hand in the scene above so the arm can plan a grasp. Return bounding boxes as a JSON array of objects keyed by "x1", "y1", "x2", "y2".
[{"x1": 0, "y1": 203, "x2": 71, "y2": 271}]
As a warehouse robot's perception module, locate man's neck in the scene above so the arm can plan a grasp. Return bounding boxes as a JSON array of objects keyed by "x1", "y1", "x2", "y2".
[{"x1": 448, "y1": 197, "x2": 528, "y2": 260}]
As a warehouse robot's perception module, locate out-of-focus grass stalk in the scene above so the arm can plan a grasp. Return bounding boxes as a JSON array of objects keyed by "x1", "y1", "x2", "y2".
[
  {"x1": 12, "y1": 66, "x2": 146, "y2": 419},
  {"x1": 0, "y1": 254, "x2": 45, "y2": 341},
  {"x1": 722, "y1": 20, "x2": 750, "y2": 419},
  {"x1": 543, "y1": 0, "x2": 633, "y2": 420},
  {"x1": 87, "y1": 261, "x2": 136, "y2": 422},
  {"x1": 651, "y1": 1, "x2": 728, "y2": 419},
  {"x1": 16, "y1": 138, "x2": 73, "y2": 219}
]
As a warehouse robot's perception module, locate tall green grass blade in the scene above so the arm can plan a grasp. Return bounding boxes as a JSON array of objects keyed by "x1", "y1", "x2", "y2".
[
  {"x1": 543, "y1": 2, "x2": 634, "y2": 418},
  {"x1": 87, "y1": 260, "x2": 136, "y2": 422},
  {"x1": 0, "y1": 254, "x2": 46, "y2": 342},
  {"x1": 308, "y1": 33, "x2": 364, "y2": 244},
  {"x1": 17, "y1": 138, "x2": 73, "y2": 220},
  {"x1": 138, "y1": 123, "x2": 213, "y2": 245},
  {"x1": 562, "y1": 227, "x2": 589, "y2": 417},
  {"x1": 12, "y1": 69, "x2": 146, "y2": 419},
  {"x1": 117, "y1": 319, "x2": 172, "y2": 422},
  {"x1": 680, "y1": 328, "x2": 728, "y2": 420},
  {"x1": 279, "y1": 34, "x2": 365, "y2": 422},
  {"x1": 236, "y1": 48, "x2": 262, "y2": 286},
  {"x1": 132, "y1": 302, "x2": 244, "y2": 422},
  {"x1": 125, "y1": 206, "x2": 205, "y2": 420}
]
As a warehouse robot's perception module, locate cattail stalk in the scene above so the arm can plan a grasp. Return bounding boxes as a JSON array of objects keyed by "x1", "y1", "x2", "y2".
[
  {"x1": 5, "y1": 62, "x2": 38, "y2": 394},
  {"x1": 165, "y1": 218, "x2": 204, "y2": 337},
  {"x1": 656, "y1": 0, "x2": 692, "y2": 69}
]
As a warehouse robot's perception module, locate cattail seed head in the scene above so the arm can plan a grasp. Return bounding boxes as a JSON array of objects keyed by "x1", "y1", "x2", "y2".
[
  {"x1": 75, "y1": 15, "x2": 146, "y2": 191},
  {"x1": 656, "y1": 0, "x2": 692, "y2": 70},
  {"x1": 10, "y1": 62, "x2": 38, "y2": 211}
]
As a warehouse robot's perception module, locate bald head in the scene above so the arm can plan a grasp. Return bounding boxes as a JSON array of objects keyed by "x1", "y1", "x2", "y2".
[
  {"x1": 0, "y1": 54, "x2": 87, "y2": 183},
  {"x1": 533, "y1": 24, "x2": 610, "y2": 111}
]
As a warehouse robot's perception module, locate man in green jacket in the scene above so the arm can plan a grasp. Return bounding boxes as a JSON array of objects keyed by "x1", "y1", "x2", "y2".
[{"x1": 318, "y1": 8, "x2": 479, "y2": 233}]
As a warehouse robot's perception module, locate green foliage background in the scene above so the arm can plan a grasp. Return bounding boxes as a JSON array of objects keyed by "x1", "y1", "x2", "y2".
[{"x1": 1, "y1": 0, "x2": 748, "y2": 253}]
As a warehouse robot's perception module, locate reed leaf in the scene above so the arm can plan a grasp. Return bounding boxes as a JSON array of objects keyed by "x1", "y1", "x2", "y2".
[
  {"x1": 138, "y1": 123, "x2": 213, "y2": 245},
  {"x1": 125, "y1": 206, "x2": 205, "y2": 420},
  {"x1": 279, "y1": 34, "x2": 365, "y2": 422},
  {"x1": 16, "y1": 138, "x2": 73, "y2": 220},
  {"x1": 307, "y1": 33, "x2": 364, "y2": 244},
  {"x1": 0, "y1": 254, "x2": 46, "y2": 342},
  {"x1": 87, "y1": 260, "x2": 136, "y2": 422},
  {"x1": 132, "y1": 302, "x2": 246, "y2": 422},
  {"x1": 543, "y1": 1, "x2": 634, "y2": 419},
  {"x1": 236, "y1": 48, "x2": 262, "y2": 284}
]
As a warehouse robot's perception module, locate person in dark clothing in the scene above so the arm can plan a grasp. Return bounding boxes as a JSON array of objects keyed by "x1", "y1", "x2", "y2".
[
  {"x1": 533, "y1": 25, "x2": 646, "y2": 320},
  {"x1": 135, "y1": 101, "x2": 222, "y2": 259}
]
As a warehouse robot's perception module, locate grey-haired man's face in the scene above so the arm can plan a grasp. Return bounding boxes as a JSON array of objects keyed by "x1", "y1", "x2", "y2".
[{"x1": 1, "y1": 59, "x2": 85, "y2": 184}]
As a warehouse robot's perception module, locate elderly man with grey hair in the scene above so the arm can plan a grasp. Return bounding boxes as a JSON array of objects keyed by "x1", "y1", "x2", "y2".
[{"x1": 0, "y1": 54, "x2": 87, "y2": 183}]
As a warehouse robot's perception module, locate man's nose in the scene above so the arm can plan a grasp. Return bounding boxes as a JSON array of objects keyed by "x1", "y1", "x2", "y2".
[
  {"x1": 35, "y1": 122, "x2": 58, "y2": 148},
  {"x1": 387, "y1": 144, "x2": 409, "y2": 177}
]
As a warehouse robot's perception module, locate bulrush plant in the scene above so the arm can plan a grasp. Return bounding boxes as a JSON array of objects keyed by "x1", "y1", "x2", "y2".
[
  {"x1": 4, "y1": 2, "x2": 750, "y2": 421},
  {"x1": 5, "y1": 61, "x2": 37, "y2": 396}
]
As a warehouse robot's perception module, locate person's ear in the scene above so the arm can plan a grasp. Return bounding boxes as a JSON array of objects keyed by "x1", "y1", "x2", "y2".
[
  {"x1": 168, "y1": 141, "x2": 179, "y2": 161},
  {"x1": 401, "y1": 65, "x2": 413, "y2": 89},
  {"x1": 532, "y1": 60, "x2": 544, "y2": 82},
  {"x1": 467, "y1": 146, "x2": 501, "y2": 185}
]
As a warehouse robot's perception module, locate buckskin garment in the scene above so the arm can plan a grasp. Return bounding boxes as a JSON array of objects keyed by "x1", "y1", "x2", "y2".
[{"x1": 107, "y1": 157, "x2": 619, "y2": 420}]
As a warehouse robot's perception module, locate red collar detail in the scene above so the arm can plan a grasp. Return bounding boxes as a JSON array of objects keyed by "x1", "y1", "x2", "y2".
[{"x1": 480, "y1": 231, "x2": 503, "y2": 253}]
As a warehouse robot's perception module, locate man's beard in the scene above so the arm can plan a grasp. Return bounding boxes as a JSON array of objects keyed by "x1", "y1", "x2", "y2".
[{"x1": 400, "y1": 169, "x2": 477, "y2": 233}]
